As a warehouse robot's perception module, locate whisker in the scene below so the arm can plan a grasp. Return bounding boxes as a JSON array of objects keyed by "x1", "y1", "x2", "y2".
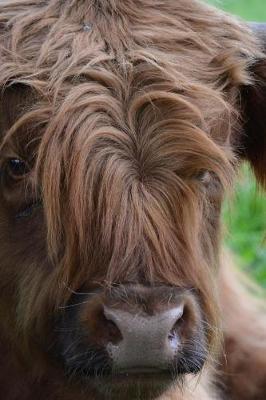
[{"x1": 58, "y1": 300, "x2": 90, "y2": 309}]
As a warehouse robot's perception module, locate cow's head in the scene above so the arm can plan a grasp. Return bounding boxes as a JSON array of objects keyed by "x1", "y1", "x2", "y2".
[{"x1": 0, "y1": 1, "x2": 265, "y2": 399}]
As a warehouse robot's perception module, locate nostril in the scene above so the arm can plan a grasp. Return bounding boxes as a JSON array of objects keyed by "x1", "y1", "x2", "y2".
[
  {"x1": 168, "y1": 309, "x2": 185, "y2": 350},
  {"x1": 82, "y1": 305, "x2": 123, "y2": 347},
  {"x1": 105, "y1": 318, "x2": 123, "y2": 344},
  {"x1": 168, "y1": 330, "x2": 179, "y2": 351},
  {"x1": 168, "y1": 330, "x2": 178, "y2": 341}
]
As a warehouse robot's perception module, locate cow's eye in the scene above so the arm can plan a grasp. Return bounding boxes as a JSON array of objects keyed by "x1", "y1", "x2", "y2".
[
  {"x1": 6, "y1": 158, "x2": 29, "y2": 179},
  {"x1": 198, "y1": 170, "x2": 212, "y2": 184},
  {"x1": 15, "y1": 200, "x2": 42, "y2": 219},
  {"x1": 195, "y1": 170, "x2": 212, "y2": 184}
]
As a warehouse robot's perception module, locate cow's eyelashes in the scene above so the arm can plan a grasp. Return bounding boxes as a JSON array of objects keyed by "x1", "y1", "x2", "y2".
[
  {"x1": 199, "y1": 171, "x2": 212, "y2": 184},
  {"x1": 194, "y1": 170, "x2": 212, "y2": 184},
  {"x1": 6, "y1": 158, "x2": 29, "y2": 180},
  {"x1": 15, "y1": 200, "x2": 42, "y2": 219}
]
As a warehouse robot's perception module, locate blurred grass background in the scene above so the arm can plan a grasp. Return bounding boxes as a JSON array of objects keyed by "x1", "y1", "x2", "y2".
[
  {"x1": 223, "y1": 166, "x2": 266, "y2": 287},
  {"x1": 206, "y1": 0, "x2": 266, "y2": 287},
  {"x1": 207, "y1": 0, "x2": 266, "y2": 21}
]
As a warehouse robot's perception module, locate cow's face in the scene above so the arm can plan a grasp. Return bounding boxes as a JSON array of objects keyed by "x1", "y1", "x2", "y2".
[
  {"x1": 0, "y1": 1, "x2": 265, "y2": 400},
  {"x1": 0, "y1": 77, "x2": 228, "y2": 399}
]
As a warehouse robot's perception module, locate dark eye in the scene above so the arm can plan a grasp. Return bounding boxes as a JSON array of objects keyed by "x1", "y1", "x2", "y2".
[
  {"x1": 198, "y1": 171, "x2": 212, "y2": 184},
  {"x1": 6, "y1": 158, "x2": 29, "y2": 179},
  {"x1": 195, "y1": 170, "x2": 212, "y2": 184},
  {"x1": 15, "y1": 200, "x2": 42, "y2": 219}
]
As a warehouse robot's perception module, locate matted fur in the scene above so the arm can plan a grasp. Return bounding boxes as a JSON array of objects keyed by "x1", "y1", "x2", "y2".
[{"x1": 0, "y1": 1, "x2": 265, "y2": 399}]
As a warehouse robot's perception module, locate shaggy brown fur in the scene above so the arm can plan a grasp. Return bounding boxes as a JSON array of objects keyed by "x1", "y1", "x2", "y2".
[{"x1": 0, "y1": 0, "x2": 265, "y2": 399}]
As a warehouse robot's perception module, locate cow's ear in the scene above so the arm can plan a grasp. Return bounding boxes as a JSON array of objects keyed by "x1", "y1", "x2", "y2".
[{"x1": 241, "y1": 23, "x2": 266, "y2": 188}]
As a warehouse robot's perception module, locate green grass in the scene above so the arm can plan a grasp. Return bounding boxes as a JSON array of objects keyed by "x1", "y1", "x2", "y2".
[
  {"x1": 207, "y1": 0, "x2": 266, "y2": 21},
  {"x1": 206, "y1": 1, "x2": 266, "y2": 287},
  {"x1": 223, "y1": 166, "x2": 266, "y2": 287}
]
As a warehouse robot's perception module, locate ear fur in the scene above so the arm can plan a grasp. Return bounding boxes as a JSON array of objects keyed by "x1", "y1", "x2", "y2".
[{"x1": 241, "y1": 24, "x2": 266, "y2": 188}]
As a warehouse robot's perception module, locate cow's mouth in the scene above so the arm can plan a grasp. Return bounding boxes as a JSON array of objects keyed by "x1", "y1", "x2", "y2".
[
  {"x1": 93, "y1": 377, "x2": 173, "y2": 400},
  {"x1": 67, "y1": 366, "x2": 176, "y2": 400},
  {"x1": 58, "y1": 349, "x2": 204, "y2": 400}
]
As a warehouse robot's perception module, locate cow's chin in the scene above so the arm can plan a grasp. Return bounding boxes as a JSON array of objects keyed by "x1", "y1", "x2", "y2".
[
  {"x1": 80, "y1": 373, "x2": 176, "y2": 400},
  {"x1": 61, "y1": 365, "x2": 179, "y2": 400}
]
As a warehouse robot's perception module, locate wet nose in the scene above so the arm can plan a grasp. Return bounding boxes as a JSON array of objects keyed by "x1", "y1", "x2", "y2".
[
  {"x1": 74, "y1": 285, "x2": 206, "y2": 376},
  {"x1": 104, "y1": 303, "x2": 184, "y2": 371}
]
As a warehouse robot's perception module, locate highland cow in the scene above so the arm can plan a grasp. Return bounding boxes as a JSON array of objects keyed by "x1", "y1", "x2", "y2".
[{"x1": 0, "y1": 0, "x2": 265, "y2": 399}]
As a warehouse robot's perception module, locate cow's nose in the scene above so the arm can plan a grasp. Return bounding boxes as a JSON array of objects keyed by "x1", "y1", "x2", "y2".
[
  {"x1": 104, "y1": 304, "x2": 184, "y2": 371},
  {"x1": 75, "y1": 285, "x2": 206, "y2": 376}
]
